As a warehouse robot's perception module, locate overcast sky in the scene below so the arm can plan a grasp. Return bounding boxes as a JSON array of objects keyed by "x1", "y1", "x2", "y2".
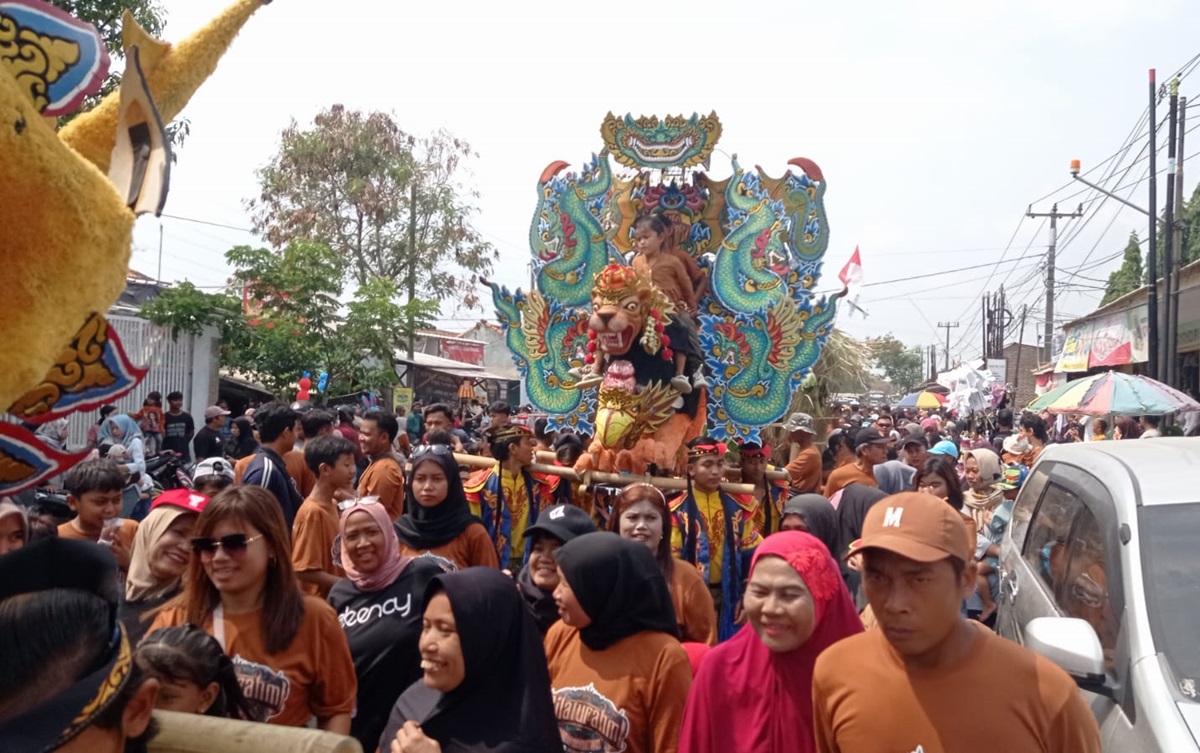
[{"x1": 132, "y1": 0, "x2": 1200, "y2": 366}]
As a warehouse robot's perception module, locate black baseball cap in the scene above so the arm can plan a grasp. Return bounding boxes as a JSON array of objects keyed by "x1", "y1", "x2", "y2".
[
  {"x1": 855, "y1": 427, "x2": 890, "y2": 446},
  {"x1": 523, "y1": 504, "x2": 596, "y2": 543},
  {"x1": 901, "y1": 433, "x2": 927, "y2": 449}
]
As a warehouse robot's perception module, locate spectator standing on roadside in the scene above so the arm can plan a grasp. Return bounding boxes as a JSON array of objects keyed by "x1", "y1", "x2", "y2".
[
  {"x1": 824, "y1": 428, "x2": 886, "y2": 498},
  {"x1": 812, "y1": 492, "x2": 1101, "y2": 753},
  {"x1": 161, "y1": 391, "x2": 195, "y2": 462},
  {"x1": 357, "y1": 410, "x2": 406, "y2": 520},
  {"x1": 193, "y1": 405, "x2": 230, "y2": 461},
  {"x1": 783, "y1": 412, "x2": 822, "y2": 494},
  {"x1": 241, "y1": 402, "x2": 305, "y2": 530}
]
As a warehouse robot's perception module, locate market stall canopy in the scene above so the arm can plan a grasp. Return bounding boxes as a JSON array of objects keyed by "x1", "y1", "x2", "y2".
[{"x1": 1028, "y1": 370, "x2": 1200, "y2": 416}]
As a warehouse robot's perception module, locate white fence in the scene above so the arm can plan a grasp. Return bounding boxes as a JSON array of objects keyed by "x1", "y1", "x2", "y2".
[{"x1": 65, "y1": 315, "x2": 216, "y2": 447}]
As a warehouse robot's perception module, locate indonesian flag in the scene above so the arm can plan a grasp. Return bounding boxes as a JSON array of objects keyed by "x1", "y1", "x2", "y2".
[{"x1": 838, "y1": 246, "x2": 864, "y2": 287}]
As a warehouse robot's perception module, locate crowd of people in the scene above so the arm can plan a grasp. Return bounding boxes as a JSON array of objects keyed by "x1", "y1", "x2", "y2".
[{"x1": 0, "y1": 393, "x2": 1113, "y2": 753}]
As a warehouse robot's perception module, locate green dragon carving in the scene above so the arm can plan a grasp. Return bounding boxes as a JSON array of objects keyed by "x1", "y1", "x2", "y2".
[{"x1": 530, "y1": 153, "x2": 616, "y2": 309}]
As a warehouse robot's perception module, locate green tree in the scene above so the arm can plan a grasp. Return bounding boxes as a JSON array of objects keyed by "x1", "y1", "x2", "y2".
[
  {"x1": 142, "y1": 243, "x2": 435, "y2": 397},
  {"x1": 865, "y1": 335, "x2": 923, "y2": 394},
  {"x1": 1102, "y1": 231, "x2": 1145, "y2": 305},
  {"x1": 247, "y1": 105, "x2": 498, "y2": 310}
]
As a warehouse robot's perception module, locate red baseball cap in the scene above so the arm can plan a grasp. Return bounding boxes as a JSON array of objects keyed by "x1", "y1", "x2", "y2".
[{"x1": 150, "y1": 489, "x2": 210, "y2": 515}]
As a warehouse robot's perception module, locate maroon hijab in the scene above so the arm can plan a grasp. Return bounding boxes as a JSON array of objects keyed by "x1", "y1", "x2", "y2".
[{"x1": 679, "y1": 531, "x2": 863, "y2": 753}]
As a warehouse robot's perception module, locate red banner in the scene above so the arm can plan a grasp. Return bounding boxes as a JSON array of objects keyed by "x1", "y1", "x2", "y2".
[{"x1": 439, "y1": 340, "x2": 484, "y2": 365}]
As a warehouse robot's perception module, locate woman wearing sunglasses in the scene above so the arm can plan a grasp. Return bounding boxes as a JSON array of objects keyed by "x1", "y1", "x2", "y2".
[
  {"x1": 150, "y1": 486, "x2": 357, "y2": 733},
  {"x1": 395, "y1": 438, "x2": 498, "y2": 570},
  {"x1": 328, "y1": 497, "x2": 446, "y2": 751}
]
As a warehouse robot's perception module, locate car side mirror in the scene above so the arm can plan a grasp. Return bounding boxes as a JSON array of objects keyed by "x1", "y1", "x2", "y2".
[{"x1": 1024, "y1": 617, "x2": 1111, "y2": 696}]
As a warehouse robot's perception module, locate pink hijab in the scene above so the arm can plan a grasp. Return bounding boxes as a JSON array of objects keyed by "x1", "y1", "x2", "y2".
[
  {"x1": 337, "y1": 499, "x2": 409, "y2": 592},
  {"x1": 679, "y1": 531, "x2": 863, "y2": 753}
]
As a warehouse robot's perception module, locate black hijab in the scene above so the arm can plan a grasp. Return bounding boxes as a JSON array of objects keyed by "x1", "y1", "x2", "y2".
[
  {"x1": 379, "y1": 568, "x2": 560, "y2": 753},
  {"x1": 396, "y1": 447, "x2": 480, "y2": 550},
  {"x1": 782, "y1": 493, "x2": 840, "y2": 558},
  {"x1": 834, "y1": 483, "x2": 889, "y2": 602},
  {"x1": 227, "y1": 417, "x2": 258, "y2": 459},
  {"x1": 515, "y1": 564, "x2": 560, "y2": 636},
  {"x1": 555, "y1": 532, "x2": 679, "y2": 651}
]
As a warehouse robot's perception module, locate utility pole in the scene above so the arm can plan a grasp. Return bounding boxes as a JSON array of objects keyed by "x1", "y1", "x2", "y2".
[
  {"x1": 1164, "y1": 78, "x2": 1179, "y2": 385},
  {"x1": 1026, "y1": 202, "x2": 1083, "y2": 367},
  {"x1": 1172, "y1": 95, "x2": 1187, "y2": 387},
  {"x1": 1013, "y1": 305, "x2": 1028, "y2": 405},
  {"x1": 937, "y1": 322, "x2": 959, "y2": 371},
  {"x1": 1147, "y1": 68, "x2": 1160, "y2": 381}
]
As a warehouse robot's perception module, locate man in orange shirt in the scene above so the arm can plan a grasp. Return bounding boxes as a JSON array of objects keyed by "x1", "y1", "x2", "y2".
[
  {"x1": 823, "y1": 428, "x2": 887, "y2": 498},
  {"x1": 782, "y1": 412, "x2": 821, "y2": 493},
  {"x1": 357, "y1": 409, "x2": 405, "y2": 520},
  {"x1": 812, "y1": 492, "x2": 1101, "y2": 753}
]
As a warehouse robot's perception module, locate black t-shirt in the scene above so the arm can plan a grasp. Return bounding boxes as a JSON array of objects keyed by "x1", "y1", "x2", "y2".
[
  {"x1": 162, "y1": 411, "x2": 194, "y2": 459},
  {"x1": 328, "y1": 557, "x2": 443, "y2": 751},
  {"x1": 192, "y1": 426, "x2": 224, "y2": 460}
]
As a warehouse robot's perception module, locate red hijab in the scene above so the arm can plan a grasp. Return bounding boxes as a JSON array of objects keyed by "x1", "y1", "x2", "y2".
[{"x1": 678, "y1": 531, "x2": 863, "y2": 753}]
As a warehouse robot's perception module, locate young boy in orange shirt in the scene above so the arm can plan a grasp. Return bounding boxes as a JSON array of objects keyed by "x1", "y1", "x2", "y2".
[
  {"x1": 293, "y1": 434, "x2": 357, "y2": 597},
  {"x1": 58, "y1": 460, "x2": 139, "y2": 576}
]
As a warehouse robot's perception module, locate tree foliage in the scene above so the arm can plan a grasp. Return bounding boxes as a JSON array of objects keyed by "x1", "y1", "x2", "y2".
[
  {"x1": 1102, "y1": 231, "x2": 1145, "y2": 306},
  {"x1": 865, "y1": 335, "x2": 923, "y2": 394},
  {"x1": 247, "y1": 106, "x2": 498, "y2": 309},
  {"x1": 141, "y1": 243, "x2": 433, "y2": 398}
]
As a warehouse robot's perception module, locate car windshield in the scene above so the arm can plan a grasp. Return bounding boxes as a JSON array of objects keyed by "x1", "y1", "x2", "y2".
[{"x1": 1140, "y1": 503, "x2": 1200, "y2": 703}]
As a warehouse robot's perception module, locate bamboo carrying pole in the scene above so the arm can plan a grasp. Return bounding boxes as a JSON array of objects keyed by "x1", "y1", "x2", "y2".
[
  {"x1": 533, "y1": 451, "x2": 789, "y2": 482},
  {"x1": 149, "y1": 711, "x2": 362, "y2": 753},
  {"x1": 419, "y1": 452, "x2": 756, "y2": 495}
]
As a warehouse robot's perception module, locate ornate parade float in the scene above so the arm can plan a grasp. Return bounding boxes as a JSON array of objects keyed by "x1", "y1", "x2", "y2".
[
  {"x1": 0, "y1": 0, "x2": 274, "y2": 494},
  {"x1": 488, "y1": 112, "x2": 841, "y2": 476}
]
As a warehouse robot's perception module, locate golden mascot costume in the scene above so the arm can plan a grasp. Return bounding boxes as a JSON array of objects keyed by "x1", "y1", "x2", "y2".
[{"x1": 0, "y1": 0, "x2": 274, "y2": 493}]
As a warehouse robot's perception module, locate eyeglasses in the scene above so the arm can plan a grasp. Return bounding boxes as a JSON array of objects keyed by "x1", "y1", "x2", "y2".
[
  {"x1": 190, "y1": 533, "x2": 263, "y2": 557},
  {"x1": 337, "y1": 495, "x2": 382, "y2": 512}
]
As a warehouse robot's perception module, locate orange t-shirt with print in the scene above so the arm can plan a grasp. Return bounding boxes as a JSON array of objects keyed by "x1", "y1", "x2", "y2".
[
  {"x1": 786, "y1": 445, "x2": 823, "y2": 493},
  {"x1": 291, "y1": 496, "x2": 343, "y2": 598},
  {"x1": 812, "y1": 622, "x2": 1100, "y2": 753},
  {"x1": 396, "y1": 523, "x2": 499, "y2": 571},
  {"x1": 150, "y1": 595, "x2": 356, "y2": 728},
  {"x1": 544, "y1": 621, "x2": 692, "y2": 753}
]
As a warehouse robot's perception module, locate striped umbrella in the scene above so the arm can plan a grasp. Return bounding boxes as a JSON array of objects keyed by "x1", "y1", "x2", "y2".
[
  {"x1": 1028, "y1": 371, "x2": 1200, "y2": 416},
  {"x1": 897, "y1": 391, "x2": 947, "y2": 409}
]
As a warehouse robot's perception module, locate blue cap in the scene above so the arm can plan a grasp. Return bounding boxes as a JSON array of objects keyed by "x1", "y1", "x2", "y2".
[{"x1": 929, "y1": 440, "x2": 960, "y2": 460}]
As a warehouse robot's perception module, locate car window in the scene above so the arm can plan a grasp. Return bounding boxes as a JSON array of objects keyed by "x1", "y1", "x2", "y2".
[
  {"x1": 1021, "y1": 481, "x2": 1083, "y2": 595},
  {"x1": 1059, "y1": 507, "x2": 1119, "y2": 668},
  {"x1": 1008, "y1": 464, "x2": 1050, "y2": 549}
]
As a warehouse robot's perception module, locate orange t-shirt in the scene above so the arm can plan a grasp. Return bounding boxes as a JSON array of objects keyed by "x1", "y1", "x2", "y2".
[
  {"x1": 150, "y1": 596, "x2": 357, "y2": 728},
  {"x1": 58, "y1": 519, "x2": 139, "y2": 569},
  {"x1": 633, "y1": 252, "x2": 695, "y2": 311},
  {"x1": 544, "y1": 622, "x2": 692, "y2": 753},
  {"x1": 670, "y1": 558, "x2": 716, "y2": 645},
  {"x1": 357, "y1": 455, "x2": 405, "y2": 520},
  {"x1": 284, "y1": 450, "x2": 317, "y2": 498},
  {"x1": 234, "y1": 454, "x2": 252, "y2": 483},
  {"x1": 786, "y1": 445, "x2": 823, "y2": 493},
  {"x1": 812, "y1": 622, "x2": 1101, "y2": 753},
  {"x1": 823, "y1": 462, "x2": 878, "y2": 499},
  {"x1": 396, "y1": 523, "x2": 499, "y2": 570},
  {"x1": 291, "y1": 496, "x2": 343, "y2": 597}
]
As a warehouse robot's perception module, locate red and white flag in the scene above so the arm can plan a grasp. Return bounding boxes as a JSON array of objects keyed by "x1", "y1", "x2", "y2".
[{"x1": 838, "y1": 246, "x2": 864, "y2": 287}]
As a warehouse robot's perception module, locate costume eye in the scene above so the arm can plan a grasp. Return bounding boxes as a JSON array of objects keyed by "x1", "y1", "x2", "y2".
[{"x1": 14, "y1": 116, "x2": 25, "y2": 135}]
